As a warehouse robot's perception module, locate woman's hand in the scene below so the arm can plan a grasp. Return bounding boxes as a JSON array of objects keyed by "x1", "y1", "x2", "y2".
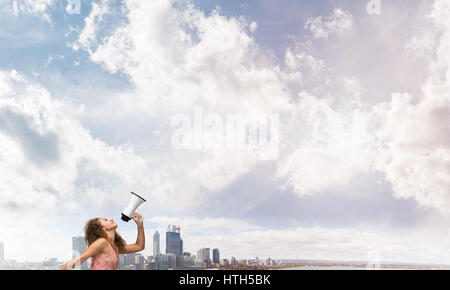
[
  {"x1": 122, "y1": 213, "x2": 145, "y2": 253},
  {"x1": 133, "y1": 212, "x2": 143, "y2": 227}
]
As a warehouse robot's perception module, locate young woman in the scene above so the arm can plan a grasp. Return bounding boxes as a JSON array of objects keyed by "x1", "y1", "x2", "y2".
[{"x1": 60, "y1": 213, "x2": 145, "y2": 270}]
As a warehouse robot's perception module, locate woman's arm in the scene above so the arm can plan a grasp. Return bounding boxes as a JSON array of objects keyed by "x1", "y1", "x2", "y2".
[
  {"x1": 121, "y1": 213, "x2": 145, "y2": 254},
  {"x1": 59, "y1": 238, "x2": 107, "y2": 270}
]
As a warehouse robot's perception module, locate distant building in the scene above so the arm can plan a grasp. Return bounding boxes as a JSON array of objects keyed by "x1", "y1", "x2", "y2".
[
  {"x1": 135, "y1": 255, "x2": 145, "y2": 270},
  {"x1": 212, "y1": 248, "x2": 220, "y2": 264},
  {"x1": 43, "y1": 258, "x2": 58, "y2": 268},
  {"x1": 221, "y1": 259, "x2": 229, "y2": 266},
  {"x1": 168, "y1": 254, "x2": 177, "y2": 269},
  {"x1": 197, "y1": 248, "x2": 210, "y2": 263},
  {"x1": 118, "y1": 254, "x2": 125, "y2": 269},
  {"x1": 0, "y1": 241, "x2": 4, "y2": 265},
  {"x1": 166, "y1": 225, "x2": 183, "y2": 261},
  {"x1": 153, "y1": 230, "x2": 160, "y2": 257},
  {"x1": 158, "y1": 254, "x2": 169, "y2": 270},
  {"x1": 193, "y1": 261, "x2": 203, "y2": 269},
  {"x1": 152, "y1": 254, "x2": 160, "y2": 270},
  {"x1": 176, "y1": 256, "x2": 184, "y2": 269},
  {"x1": 72, "y1": 236, "x2": 89, "y2": 270},
  {"x1": 157, "y1": 253, "x2": 177, "y2": 270},
  {"x1": 124, "y1": 264, "x2": 136, "y2": 270},
  {"x1": 125, "y1": 253, "x2": 137, "y2": 266},
  {"x1": 183, "y1": 255, "x2": 194, "y2": 268},
  {"x1": 147, "y1": 261, "x2": 157, "y2": 270}
]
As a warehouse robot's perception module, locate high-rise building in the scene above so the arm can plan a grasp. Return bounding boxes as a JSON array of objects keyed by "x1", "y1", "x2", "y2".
[
  {"x1": 157, "y1": 254, "x2": 169, "y2": 270},
  {"x1": 0, "y1": 241, "x2": 4, "y2": 265},
  {"x1": 197, "y1": 248, "x2": 210, "y2": 263},
  {"x1": 183, "y1": 255, "x2": 194, "y2": 268},
  {"x1": 72, "y1": 236, "x2": 88, "y2": 270},
  {"x1": 118, "y1": 254, "x2": 125, "y2": 270},
  {"x1": 153, "y1": 230, "x2": 160, "y2": 257},
  {"x1": 167, "y1": 253, "x2": 177, "y2": 269},
  {"x1": 166, "y1": 225, "x2": 183, "y2": 257},
  {"x1": 135, "y1": 254, "x2": 145, "y2": 270},
  {"x1": 212, "y1": 248, "x2": 220, "y2": 264},
  {"x1": 156, "y1": 253, "x2": 177, "y2": 270},
  {"x1": 147, "y1": 260, "x2": 157, "y2": 270},
  {"x1": 125, "y1": 253, "x2": 137, "y2": 266}
]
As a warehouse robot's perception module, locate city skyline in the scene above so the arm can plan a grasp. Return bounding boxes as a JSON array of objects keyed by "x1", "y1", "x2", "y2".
[
  {"x1": 0, "y1": 224, "x2": 269, "y2": 264},
  {"x1": 3, "y1": 230, "x2": 450, "y2": 270},
  {"x1": 0, "y1": 226, "x2": 284, "y2": 270}
]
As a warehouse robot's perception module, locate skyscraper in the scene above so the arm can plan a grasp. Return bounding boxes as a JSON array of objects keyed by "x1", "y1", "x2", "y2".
[
  {"x1": 153, "y1": 230, "x2": 160, "y2": 257},
  {"x1": 0, "y1": 241, "x2": 4, "y2": 265},
  {"x1": 125, "y1": 253, "x2": 137, "y2": 266},
  {"x1": 197, "y1": 248, "x2": 210, "y2": 263},
  {"x1": 135, "y1": 254, "x2": 145, "y2": 270},
  {"x1": 72, "y1": 236, "x2": 88, "y2": 269},
  {"x1": 118, "y1": 254, "x2": 125, "y2": 270},
  {"x1": 212, "y1": 248, "x2": 220, "y2": 264},
  {"x1": 166, "y1": 225, "x2": 183, "y2": 257}
]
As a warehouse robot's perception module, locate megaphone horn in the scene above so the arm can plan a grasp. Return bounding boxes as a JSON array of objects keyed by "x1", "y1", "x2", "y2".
[{"x1": 121, "y1": 192, "x2": 147, "y2": 222}]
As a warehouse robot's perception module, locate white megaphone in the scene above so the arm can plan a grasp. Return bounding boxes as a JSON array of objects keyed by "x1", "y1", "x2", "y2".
[{"x1": 121, "y1": 192, "x2": 147, "y2": 222}]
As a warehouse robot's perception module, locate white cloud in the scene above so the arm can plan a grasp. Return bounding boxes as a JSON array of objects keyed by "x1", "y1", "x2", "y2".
[
  {"x1": 278, "y1": 1, "x2": 449, "y2": 214},
  {"x1": 405, "y1": 28, "x2": 438, "y2": 58},
  {"x1": 370, "y1": 0, "x2": 450, "y2": 213},
  {"x1": 305, "y1": 8, "x2": 353, "y2": 39},
  {"x1": 73, "y1": 0, "x2": 448, "y2": 213},
  {"x1": 0, "y1": 70, "x2": 213, "y2": 226},
  {"x1": 0, "y1": 70, "x2": 146, "y2": 211},
  {"x1": 285, "y1": 49, "x2": 325, "y2": 75},
  {"x1": 0, "y1": 0, "x2": 55, "y2": 22},
  {"x1": 70, "y1": 0, "x2": 294, "y2": 197},
  {"x1": 277, "y1": 91, "x2": 375, "y2": 196},
  {"x1": 75, "y1": 0, "x2": 450, "y2": 215},
  {"x1": 44, "y1": 54, "x2": 65, "y2": 67},
  {"x1": 73, "y1": 0, "x2": 111, "y2": 53},
  {"x1": 0, "y1": 67, "x2": 264, "y2": 242},
  {"x1": 372, "y1": 91, "x2": 449, "y2": 212},
  {"x1": 189, "y1": 150, "x2": 260, "y2": 191},
  {"x1": 75, "y1": 0, "x2": 291, "y2": 116},
  {"x1": 249, "y1": 21, "x2": 258, "y2": 33}
]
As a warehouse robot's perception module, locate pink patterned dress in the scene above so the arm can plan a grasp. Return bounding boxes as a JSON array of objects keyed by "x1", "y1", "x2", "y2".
[{"x1": 91, "y1": 241, "x2": 119, "y2": 270}]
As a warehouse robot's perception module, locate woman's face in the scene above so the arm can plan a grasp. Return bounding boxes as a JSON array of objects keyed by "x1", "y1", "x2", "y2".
[{"x1": 100, "y1": 218, "x2": 117, "y2": 231}]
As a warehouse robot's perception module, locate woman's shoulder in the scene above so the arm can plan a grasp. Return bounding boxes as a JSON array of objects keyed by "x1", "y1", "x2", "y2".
[
  {"x1": 88, "y1": 238, "x2": 110, "y2": 257},
  {"x1": 90, "y1": 237, "x2": 109, "y2": 249}
]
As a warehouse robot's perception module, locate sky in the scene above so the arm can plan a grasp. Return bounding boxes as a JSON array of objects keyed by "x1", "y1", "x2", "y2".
[{"x1": 0, "y1": 0, "x2": 449, "y2": 265}]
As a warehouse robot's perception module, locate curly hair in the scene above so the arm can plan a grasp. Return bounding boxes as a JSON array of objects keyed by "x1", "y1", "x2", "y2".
[{"x1": 84, "y1": 218, "x2": 126, "y2": 255}]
